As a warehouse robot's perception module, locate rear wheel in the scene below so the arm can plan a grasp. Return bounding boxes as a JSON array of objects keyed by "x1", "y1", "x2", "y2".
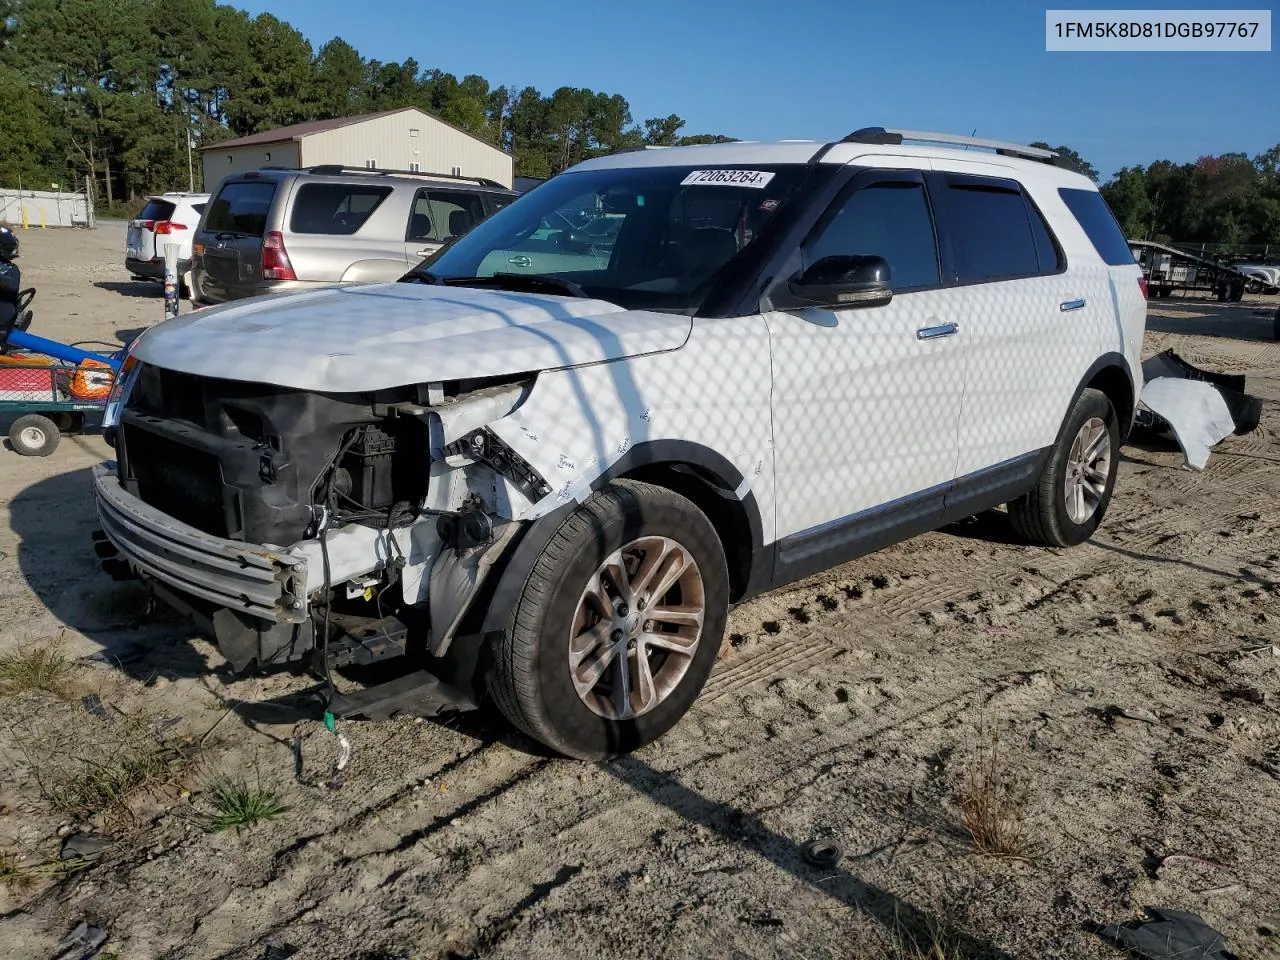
[
  {"x1": 1007, "y1": 388, "x2": 1119, "y2": 548},
  {"x1": 491, "y1": 479, "x2": 728, "y2": 760},
  {"x1": 9, "y1": 414, "x2": 60, "y2": 457}
]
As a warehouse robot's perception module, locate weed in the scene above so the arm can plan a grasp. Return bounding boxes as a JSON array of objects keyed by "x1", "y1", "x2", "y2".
[
  {"x1": 50, "y1": 741, "x2": 190, "y2": 819},
  {"x1": 196, "y1": 778, "x2": 287, "y2": 833},
  {"x1": 882, "y1": 910, "x2": 972, "y2": 960},
  {"x1": 0, "y1": 637, "x2": 70, "y2": 697},
  {"x1": 957, "y1": 732, "x2": 1031, "y2": 860},
  {"x1": 0, "y1": 851, "x2": 35, "y2": 890},
  {"x1": 0, "y1": 850, "x2": 95, "y2": 890}
]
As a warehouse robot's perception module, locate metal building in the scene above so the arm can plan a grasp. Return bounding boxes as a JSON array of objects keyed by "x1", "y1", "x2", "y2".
[{"x1": 200, "y1": 107, "x2": 514, "y2": 193}]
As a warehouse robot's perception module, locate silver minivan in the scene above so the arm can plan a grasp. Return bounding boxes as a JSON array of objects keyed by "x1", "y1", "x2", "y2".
[{"x1": 190, "y1": 166, "x2": 518, "y2": 305}]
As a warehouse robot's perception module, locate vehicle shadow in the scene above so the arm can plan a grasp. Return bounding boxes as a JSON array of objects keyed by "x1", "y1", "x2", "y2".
[
  {"x1": 1145, "y1": 304, "x2": 1278, "y2": 344},
  {"x1": 600, "y1": 754, "x2": 1015, "y2": 959},
  {"x1": 7, "y1": 466, "x2": 215, "y2": 678},
  {"x1": 94, "y1": 280, "x2": 161, "y2": 299}
]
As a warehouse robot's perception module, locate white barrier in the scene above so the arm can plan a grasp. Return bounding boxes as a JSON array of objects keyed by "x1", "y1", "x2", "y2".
[{"x1": 0, "y1": 189, "x2": 95, "y2": 229}]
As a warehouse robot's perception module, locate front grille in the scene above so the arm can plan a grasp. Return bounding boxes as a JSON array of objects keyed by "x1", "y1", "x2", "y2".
[
  {"x1": 129, "y1": 365, "x2": 209, "y2": 427},
  {"x1": 123, "y1": 423, "x2": 230, "y2": 537}
]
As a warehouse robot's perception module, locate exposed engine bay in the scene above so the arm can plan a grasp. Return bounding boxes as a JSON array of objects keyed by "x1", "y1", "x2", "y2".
[{"x1": 101, "y1": 362, "x2": 554, "y2": 704}]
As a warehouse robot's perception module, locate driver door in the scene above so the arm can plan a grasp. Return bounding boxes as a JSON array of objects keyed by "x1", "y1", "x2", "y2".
[{"x1": 764, "y1": 169, "x2": 965, "y2": 565}]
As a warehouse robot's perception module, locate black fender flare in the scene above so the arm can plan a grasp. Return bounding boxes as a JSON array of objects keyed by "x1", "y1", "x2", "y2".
[
  {"x1": 1068, "y1": 352, "x2": 1136, "y2": 440},
  {"x1": 459, "y1": 440, "x2": 767, "y2": 695}
]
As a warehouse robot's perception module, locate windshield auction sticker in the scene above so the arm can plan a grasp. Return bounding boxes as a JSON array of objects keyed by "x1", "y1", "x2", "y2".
[{"x1": 681, "y1": 170, "x2": 776, "y2": 188}]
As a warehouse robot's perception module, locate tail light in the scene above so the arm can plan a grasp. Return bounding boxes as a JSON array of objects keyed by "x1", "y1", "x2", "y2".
[
  {"x1": 1138, "y1": 276, "x2": 1149, "y2": 300},
  {"x1": 262, "y1": 231, "x2": 297, "y2": 281},
  {"x1": 154, "y1": 221, "x2": 188, "y2": 235},
  {"x1": 139, "y1": 220, "x2": 155, "y2": 230}
]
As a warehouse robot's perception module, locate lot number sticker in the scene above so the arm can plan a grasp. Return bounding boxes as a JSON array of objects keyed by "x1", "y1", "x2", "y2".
[{"x1": 681, "y1": 170, "x2": 775, "y2": 188}]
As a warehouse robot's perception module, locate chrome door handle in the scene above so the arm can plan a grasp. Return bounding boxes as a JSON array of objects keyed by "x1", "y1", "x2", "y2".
[
  {"x1": 508, "y1": 255, "x2": 532, "y2": 268},
  {"x1": 415, "y1": 248, "x2": 436, "y2": 257},
  {"x1": 916, "y1": 322, "x2": 959, "y2": 340},
  {"x1": 1060, "y1": 298, "x2": 1087, "y2": 312}
]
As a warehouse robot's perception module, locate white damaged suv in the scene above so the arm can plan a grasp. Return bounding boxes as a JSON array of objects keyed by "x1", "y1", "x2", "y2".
[{"x1": 93, "y1": 128, "x2": 1147, "y2": 759}]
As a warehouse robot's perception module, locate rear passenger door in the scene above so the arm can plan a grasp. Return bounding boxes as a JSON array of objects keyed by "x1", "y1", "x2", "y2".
[
  {"x1": 405, "y1": 189, "x2": 488, "y2": 263},
  {"x1": 929, "y1": 171, "x2": 1098, "y2": 481}
]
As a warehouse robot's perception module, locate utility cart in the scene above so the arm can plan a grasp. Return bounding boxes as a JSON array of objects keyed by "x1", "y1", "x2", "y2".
[{"x1": 1, "y1": 291, "x2": 123, "y2": 456}]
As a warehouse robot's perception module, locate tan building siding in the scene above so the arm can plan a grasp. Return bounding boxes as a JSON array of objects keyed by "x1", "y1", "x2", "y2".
[
  {"x1": 202, "y1": 141, "x2": 300, "y2": 193},
  {"x1": 301, "y1": 111, "x2": 512, "y2": 187}
]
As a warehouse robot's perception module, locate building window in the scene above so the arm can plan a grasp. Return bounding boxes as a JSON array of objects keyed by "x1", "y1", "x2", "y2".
[
  {"x1": 365, "y1": 159, "x2": 377, "y2": 170},
  {"x1": 451, "y1": 166, "x2": 461, "y2": 177},
  {"x1": 409, "y1": 128, "x2": 419, "y2": 138},
  {"x1": 264, "y1": 151, "x2": 271, "y2": 162},
  {"x1": 227, "y1": 155, "x2": 233, "y2": 164},
  {"x1": 409, "y1": 162, "x2": 421, "y2": 173}
]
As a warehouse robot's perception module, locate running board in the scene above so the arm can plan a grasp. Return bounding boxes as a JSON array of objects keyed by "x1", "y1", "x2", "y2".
[{"x1": 326, "y1": 669, "x2": 478, "y2": 722}]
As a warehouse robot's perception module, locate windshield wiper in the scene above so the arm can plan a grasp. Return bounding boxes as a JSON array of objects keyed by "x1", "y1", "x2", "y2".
[
  {"x1": 399, "y1": 267, "x2": 444, "y2": 285},
  {"x1": 445, "y1": 273, "x2": 591, "y2": 299}
]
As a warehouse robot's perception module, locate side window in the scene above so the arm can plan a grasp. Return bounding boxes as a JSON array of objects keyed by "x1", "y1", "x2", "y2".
[
  {"x1": 944, "y1": 182, "x2": 1040, "y2": 283},
  {"x1": 289, "y1": 183, "x2": 392, "y2": 235},
  {"x1": 407, "y1": 190, "x2": 488, "y2": 243},
  {"x1": 1027, "y1": 198, "x2": 1064, "y2": 274},
  {"x1": 806, "y1": 181, "x2": 940, "y2": 291}
]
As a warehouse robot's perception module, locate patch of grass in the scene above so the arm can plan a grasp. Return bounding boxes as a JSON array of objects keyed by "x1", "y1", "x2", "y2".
[
  {"x1": 196, "y1": 778, "x2": 288, "y2": 833},
  {"x1": 0, "y1": 638, "x2": 70, "y2": 697},
  {"x1": 51, "y1": 741, "x2": 190, "y2": 819},
  {"x1": 0, "y1": 850, "x2": 95, "y2": 890},
  {"x1": 0, "y1": 851, "x2": 35, "y2": 891},
  {"x1": 881, "y1": 913, "x2": 973, "y2": 960},
  {"x1": 957, "y1": 733, "x2": 1031, "y2": 860}
]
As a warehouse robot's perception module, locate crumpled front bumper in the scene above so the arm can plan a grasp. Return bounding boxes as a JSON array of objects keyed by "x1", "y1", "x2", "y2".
[{"x1": 91, "y1": 461, "x2": 308, "y2": 623}]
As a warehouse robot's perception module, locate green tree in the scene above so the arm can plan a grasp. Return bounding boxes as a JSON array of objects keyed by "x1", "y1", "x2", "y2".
[
  {"x1": 230, "y1": 13, "x2": 313, "y2": 134},
  {"x1": 644, "y1": 114, "x2": 685, "y2": 146},
  {"x1": 312, "y1": 38, "x2": 365, "y2": 119},
  {"x1": 1030, "y1": 142, "x2": 1099, "y2": 181},
  {"x1": 0, "y1": 64, "x2": 59, "y2": 186}
]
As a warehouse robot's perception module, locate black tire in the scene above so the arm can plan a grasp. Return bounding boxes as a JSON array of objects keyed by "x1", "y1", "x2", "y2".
[
  {"x1": 1274, "y1": 306, "x2": 1279, "y2": 342},
  {"x1": 9, "y1": 414, "x2": 60, "y2": 457},
  {"x1": 1228, "y1": 278, "x2": 1245, "y2": 302},
  {"x1": 1007, "y1": 388, "x2": 1119, "y2": 548},
  {"x1": 491, "y1": 479, "x2": 728, "y2": 760}
]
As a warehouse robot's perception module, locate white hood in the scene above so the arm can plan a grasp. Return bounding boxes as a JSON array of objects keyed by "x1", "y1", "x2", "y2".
[{"x1": 130, "y1": 282, "x2": 692, "y2": 392}]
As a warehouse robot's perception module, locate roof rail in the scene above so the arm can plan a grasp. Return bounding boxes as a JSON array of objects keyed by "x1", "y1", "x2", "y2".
[
  {"x1": 839, "y1": 127, "x2": 1065, "y2": 166},
  {"x1": 301, "y1": 164, "x2": 509, "y2": 189}
]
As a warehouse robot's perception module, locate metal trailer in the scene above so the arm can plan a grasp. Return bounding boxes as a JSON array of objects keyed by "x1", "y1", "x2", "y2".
[{"x1": 1128, "y1": 239, "x2": 1257, "y2": 302}]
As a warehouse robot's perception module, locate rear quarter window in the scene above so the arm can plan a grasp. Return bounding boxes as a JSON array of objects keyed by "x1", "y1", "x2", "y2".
[
  {"x1": 289, "y1": 183, "x2": 394, "y2": 235},
  {"x1": 1059, "y1": 188, "x2": 1135, "y2": 266},
  {"x1": 204, "y1": 181, "x2": 277, "y2": 237}
]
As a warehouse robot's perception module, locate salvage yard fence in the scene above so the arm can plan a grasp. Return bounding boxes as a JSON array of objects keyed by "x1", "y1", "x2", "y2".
[{"x1": 0, "y1": 188, "x2": 96, "y2": 229}]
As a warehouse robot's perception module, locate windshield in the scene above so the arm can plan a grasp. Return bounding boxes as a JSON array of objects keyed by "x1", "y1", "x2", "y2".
[{"x1": 412, "y1": 164, "x2": 811, "y2": 311}]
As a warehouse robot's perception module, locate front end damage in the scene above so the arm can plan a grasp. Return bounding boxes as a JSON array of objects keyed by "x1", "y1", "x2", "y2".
[{"x1": 92, "y1": 363, "x2": 555, "y2": 715}]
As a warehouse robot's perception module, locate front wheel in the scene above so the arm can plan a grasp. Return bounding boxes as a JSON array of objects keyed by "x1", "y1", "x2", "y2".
[
  {"x1": 490, "y1": 479, "x2": 728, "y2": 760},
  {"x1": 1007, "y1": 388, "x2": 1119, "y2": 548}
]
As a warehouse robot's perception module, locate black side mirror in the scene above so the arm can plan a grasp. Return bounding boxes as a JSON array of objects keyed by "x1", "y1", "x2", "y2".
[{"x1": 775, "y1": 254, "x2": 893, "y2": 310}]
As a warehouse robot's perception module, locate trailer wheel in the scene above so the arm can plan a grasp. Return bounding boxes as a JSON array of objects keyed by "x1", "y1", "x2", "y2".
[
  {"x1": 1228, "y1": 277, "x2": 1245, "y2": 302},
  {"x1": 9, "y1": 415, "x2": 60, "y2": 457}
]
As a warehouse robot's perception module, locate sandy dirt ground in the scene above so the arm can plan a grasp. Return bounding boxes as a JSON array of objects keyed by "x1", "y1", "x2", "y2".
[{"x1": 1, "y1": 224, "x2": 1278, "y2": 960}]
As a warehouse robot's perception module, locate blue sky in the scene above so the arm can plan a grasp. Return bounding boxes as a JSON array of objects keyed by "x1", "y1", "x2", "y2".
[{"x1": 234, "y1": 0, "x2": 1276, "y2": 180}]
